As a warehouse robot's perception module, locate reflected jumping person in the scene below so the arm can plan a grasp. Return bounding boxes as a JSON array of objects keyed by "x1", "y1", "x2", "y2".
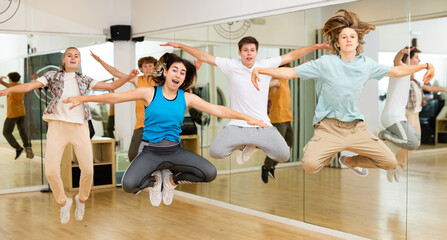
[
  {"x1": 251, "y1": 9, "x2": 435, "y2": 176},
  {"x1": 0, "y1": 47, "x2": 133, "y2": 224},
  {"x1": 0, "y1": 72, "x2": 34, "y2": 159},
  {"x1": 63, "y1": 53, "x2": 268, "y2": 207}
]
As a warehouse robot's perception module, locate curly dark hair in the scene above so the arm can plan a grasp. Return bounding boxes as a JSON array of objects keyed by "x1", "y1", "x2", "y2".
[
  {"x1": 323, "y1": 9, "x2": 375, "y2": 55},
  {"x1": 137, "y1": 56, "x2": 157, "y2": 69},
  {"x1": 151, "y1": 53, "x2": 196, "y2": 93},
  {"x1": 7, "y1": 72, "x2": 21, "y2": 82}
]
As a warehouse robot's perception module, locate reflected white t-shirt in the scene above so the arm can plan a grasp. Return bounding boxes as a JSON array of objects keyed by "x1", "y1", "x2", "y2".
[
  {"x1": 37, "y1": 72, "x2": 98, "y2": 124},
  {"x1": 215, "y1": 56, "x2": 281, "y2": 127},
  {"x1": 381, "y1": 76, "x2": 410, "y2": 128}
]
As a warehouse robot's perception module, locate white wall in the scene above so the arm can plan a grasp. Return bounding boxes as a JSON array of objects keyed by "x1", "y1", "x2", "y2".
[
  {"x1": 131, "y1": 0, "x2": 355, "y2": 36},
  {"x1": 0, "y1": 0, "x2": 131, "y2": 36}
]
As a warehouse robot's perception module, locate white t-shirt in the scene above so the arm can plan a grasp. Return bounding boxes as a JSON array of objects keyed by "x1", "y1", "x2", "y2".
[
  {"x1": 410, "y1": 80, "x2": 424, "y2": 113},
  {"x1": 37, "y1": 72, "x2": 98, "y2": 124},
  {"x1": 215, "y1": 56, "x2": 281, "y2": 127},
  {"x1": 381, "y1": 76, "x2": 410, "y2": 128}
]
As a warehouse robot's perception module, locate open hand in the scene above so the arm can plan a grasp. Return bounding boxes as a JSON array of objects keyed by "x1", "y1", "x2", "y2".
[
  {"x1": 90, "y1": 51, "x2": 101, "y2": 62},
  {"x1": 246, "y1": 117, "x2": 268, "y2": 128},
  {"x1": 423, "y1": 63, "x2": 435, "y2": 84},
  {"x1": 62, "y1": 97, "x2": 83, "y2": 110},
  {"x1": 317, "y1": 42, "x2": 330, "y2": 50},
  {"x1": 160, "y1": 42, "x2": 180, "y2": 48},
  {"x1": 251, "y1": 68, "x2": 261, "y2": 91},
  {"x1": 129, "y1": 69, "x2": 139, "y2": 79}
]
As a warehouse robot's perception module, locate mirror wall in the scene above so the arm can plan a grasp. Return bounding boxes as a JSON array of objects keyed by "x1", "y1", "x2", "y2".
[
  {"x1": 0, "y1": 33, "x2": 109, "y2": 191},
  {"x1": 133, "y1": 0, "x2": 446, "y2": 239},
  {"x1": 2, "y1": 0, "x2": 446, "y2": 239}
]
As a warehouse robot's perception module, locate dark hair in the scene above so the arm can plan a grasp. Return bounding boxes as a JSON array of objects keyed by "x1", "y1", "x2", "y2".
[
  {"x1": 402, "y1": 38, "x2": 421, "y2": 63},
  {"x1": 323, "y1": 9, "x2": 375, "y2": 55},
  {"x1": 151, "y1": 53, "x2": 196, "y2": 93},
  {"x1": 7, "y1": 72, "x2": 21, "y2": 82},
  {"x1": 137, "y1": 56, "x2": 157, "y2": 69},
  {"x1": 238, "y1": 36, "x2": 259, "y2": 51},
  {"x1": 61, "y1": 47, "x2": 80, "y2": 71}
]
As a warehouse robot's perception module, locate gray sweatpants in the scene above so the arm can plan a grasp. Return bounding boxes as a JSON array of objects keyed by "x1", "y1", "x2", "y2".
[
  {"x1": 209, "y1": 125, "x2": 290, "y2": 162},
  {"x1": 379, "y1": 120, "x2": 420, "y2": 150}
]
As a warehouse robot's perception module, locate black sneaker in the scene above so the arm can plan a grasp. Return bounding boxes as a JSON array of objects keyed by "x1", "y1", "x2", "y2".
[
  {"x1": 261, "y1": 166, "x2": 269, "y2": 183},
  {"x1": 15, "y1": 148, "x2": 24, "y2": 160},
  {"x1": 268, "y1": 168, "x2": 275, "y2": 179}
]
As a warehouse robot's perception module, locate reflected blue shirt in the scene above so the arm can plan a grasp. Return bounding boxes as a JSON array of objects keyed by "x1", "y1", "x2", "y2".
[{"x1": 294, "y1": 54, "x2": 390, "y2": 125}]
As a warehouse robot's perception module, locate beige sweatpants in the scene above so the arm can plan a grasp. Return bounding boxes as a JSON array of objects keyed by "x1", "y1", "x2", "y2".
[
  {"x1": 302, "y1": 118, "x2": 397, "y2": 173},
  {"x1": 45, "y1": 120, "x2": 93, "y2": 205}
]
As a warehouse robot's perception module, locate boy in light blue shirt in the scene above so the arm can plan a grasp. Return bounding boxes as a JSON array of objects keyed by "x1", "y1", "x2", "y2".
[{"x1": 251, "y1": 9, "x2": 435, "y2": 176}]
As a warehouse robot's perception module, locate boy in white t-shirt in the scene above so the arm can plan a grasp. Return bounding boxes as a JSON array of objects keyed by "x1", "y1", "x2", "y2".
[{"x1": 162, "y1": 37, "x2": 329, "y2": 165}]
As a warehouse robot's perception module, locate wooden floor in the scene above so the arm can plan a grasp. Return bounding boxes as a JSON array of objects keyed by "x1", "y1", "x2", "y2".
[
  {"x1": 1, "y1": 143, "x2": 447, "y2": 239},
  {"x1": 0, "y1": 189, "x2": 342, "y2": 240}
]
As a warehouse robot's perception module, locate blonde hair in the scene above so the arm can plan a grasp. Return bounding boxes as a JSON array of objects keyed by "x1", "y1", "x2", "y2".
[
  {"x1": 322, "y1": 9, "x2": 375, "y2": 55},
  {"x1": 61, "y1": 47, "x2": 80, "y2": 71}
]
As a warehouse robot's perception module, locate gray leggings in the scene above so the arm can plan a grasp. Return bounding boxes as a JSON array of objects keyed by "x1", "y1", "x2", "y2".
[
  {"x1": 122, "y1": 142, "x2": 217, "y2": 194},
  {"x1": 379, "y1": 120, "x2": 420, "y2": 150},
  {"x1": 209, "y1": 125, "x2": 290, "y2": 162}
]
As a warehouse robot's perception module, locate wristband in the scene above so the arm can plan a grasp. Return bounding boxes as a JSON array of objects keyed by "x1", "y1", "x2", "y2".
[{"x1": 426, "y1": 63, "x2": 429, "y2": 70}]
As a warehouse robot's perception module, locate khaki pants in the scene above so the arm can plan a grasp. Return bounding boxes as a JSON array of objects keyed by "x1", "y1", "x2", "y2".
[
  {"x1": 302, "y1": 118, "x2": 397, "y2": 173},
  {"x1": 45, "y1": 121, "x2": 93, "y2": 205}
]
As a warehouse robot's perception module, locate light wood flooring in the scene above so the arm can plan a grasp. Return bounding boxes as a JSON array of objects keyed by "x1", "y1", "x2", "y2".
[
  {"x1": 0, "y1": 189, "x2": 342, "y2": 240},
  {"x1": 1, "y1": 143, "x2": 447, "y2": 239}
]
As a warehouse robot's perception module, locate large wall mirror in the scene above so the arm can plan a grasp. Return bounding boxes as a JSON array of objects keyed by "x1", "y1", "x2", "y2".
[
  {"x1": 134, "y1": 0, "x2": 447, "y2": 239},
  {"x1": 0, "y1": 33, "x2": 109, "y2": 191},
  {"x1": 2, "y1": 0, "x2": 445, "y2": 239}
]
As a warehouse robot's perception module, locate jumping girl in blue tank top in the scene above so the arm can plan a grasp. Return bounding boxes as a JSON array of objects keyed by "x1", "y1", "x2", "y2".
[{"x1": 64, "y1": 52, "x2": 268, "y2": 206}]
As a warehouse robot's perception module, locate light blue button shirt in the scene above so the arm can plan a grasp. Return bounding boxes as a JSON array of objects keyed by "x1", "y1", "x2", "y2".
[{"x1": 294, "y1": 54, "x2": 391, "y2": 125}]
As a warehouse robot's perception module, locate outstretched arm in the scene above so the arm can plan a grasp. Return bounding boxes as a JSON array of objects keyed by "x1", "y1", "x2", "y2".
[
  {"x1": 251, "y1": 67, "x2": 298, "y2": 91},
  {"x1": 93, "y1": 69, "x2": 139, "y2": 91},
  {"x1": 0, "y1": 80, "x2": 44, "y2": 97},
  {"x1": 161, "y1": 42, "x2": 217, "y2": 66},
  {"x1": 387, "y1": 63, "x2": 434, "y2": 84},
  {"x1": 0, "y1": 76, "x2": 12, "y2": 88},
  {"x1": 280, "y1": 43, "x2": 329, "y2": 65},
  {"x1": 63, "y1": 87, "x2": 153, "y2": 110},
  {"x1": 185, "y1": 93, "x2": 268, "y2": 127},
  {"x1": 422, "y1": 84, "x2": 447, "y2": 93},
  {"x1": 91, "y1": 51, "x2": 129, "y2": 79}
]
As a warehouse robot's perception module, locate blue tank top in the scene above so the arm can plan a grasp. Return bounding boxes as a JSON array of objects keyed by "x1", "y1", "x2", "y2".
[{"x1": 143, "y1": 86, "x2": 186, "y2": 143}]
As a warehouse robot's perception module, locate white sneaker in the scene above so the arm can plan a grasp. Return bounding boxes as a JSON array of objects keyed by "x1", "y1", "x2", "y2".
[
  {"x1": 386, "y1": 170, "x2": 395, "y2": 182},
  {"x1": 148, "y1": 171, "x2": 162, "y2": 207},
  {"x1": 242, "y1": 145, "x2": 259, "y2": 162},
  {"x1": 235, "y1": 149, "x2": 244, "y2": 165},
  {"x1": 161, "y1": 169, "x2": 177, "y2": 205},
  {"x1": 338, "y1": 155, "x2": 368, "y2": 176},
  {"x1": 394, "y1": 166, "x2": 403, "y2": 182},
  {"x1": 74, "y1": 195, "x2": 85, "y2": 221},
  {"x1": 60, "y1": 198, "x2": 73, "y2": 224}
]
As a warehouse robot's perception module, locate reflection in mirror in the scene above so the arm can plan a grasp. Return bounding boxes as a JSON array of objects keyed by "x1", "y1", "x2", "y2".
[
  {"x1": 0, "y1": 34, "x2": 108, "y2": 192},
  {"x1": 405, "y1": 7, "x2": 447, "y2": 239}
]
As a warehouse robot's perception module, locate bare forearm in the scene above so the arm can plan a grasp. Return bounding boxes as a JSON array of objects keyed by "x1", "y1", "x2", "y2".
[
  {"x1": 258, "y1": 67, "x2": 298, "y2": 80},
  {"x1": 6, "y1": 81, "x2": 42, "y2": 93},
  {"x1": 97, "y1": 58, "x2": 127, "y2": 79},
  {"x1": 388, "y1": 64, "x2": 428, "y2": 77},
  {"x1": 76, "y1": 93, "x2": 123, "y2": 104},
  {"x1": 177, "y1": 43, "x2": 216, "y2": 65},
  {"x1": 209, "y1": 105, "x2": 251, "y2": 121},
  {"x1": 393, "y1": 52, "x2": 405, "y2": 66},
  {"x1": 282, "y1": 45, "x2": 317, "y2": 64},
  {"x1": 422, "y1": 85, "x2": 447, "y2": 93}
]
